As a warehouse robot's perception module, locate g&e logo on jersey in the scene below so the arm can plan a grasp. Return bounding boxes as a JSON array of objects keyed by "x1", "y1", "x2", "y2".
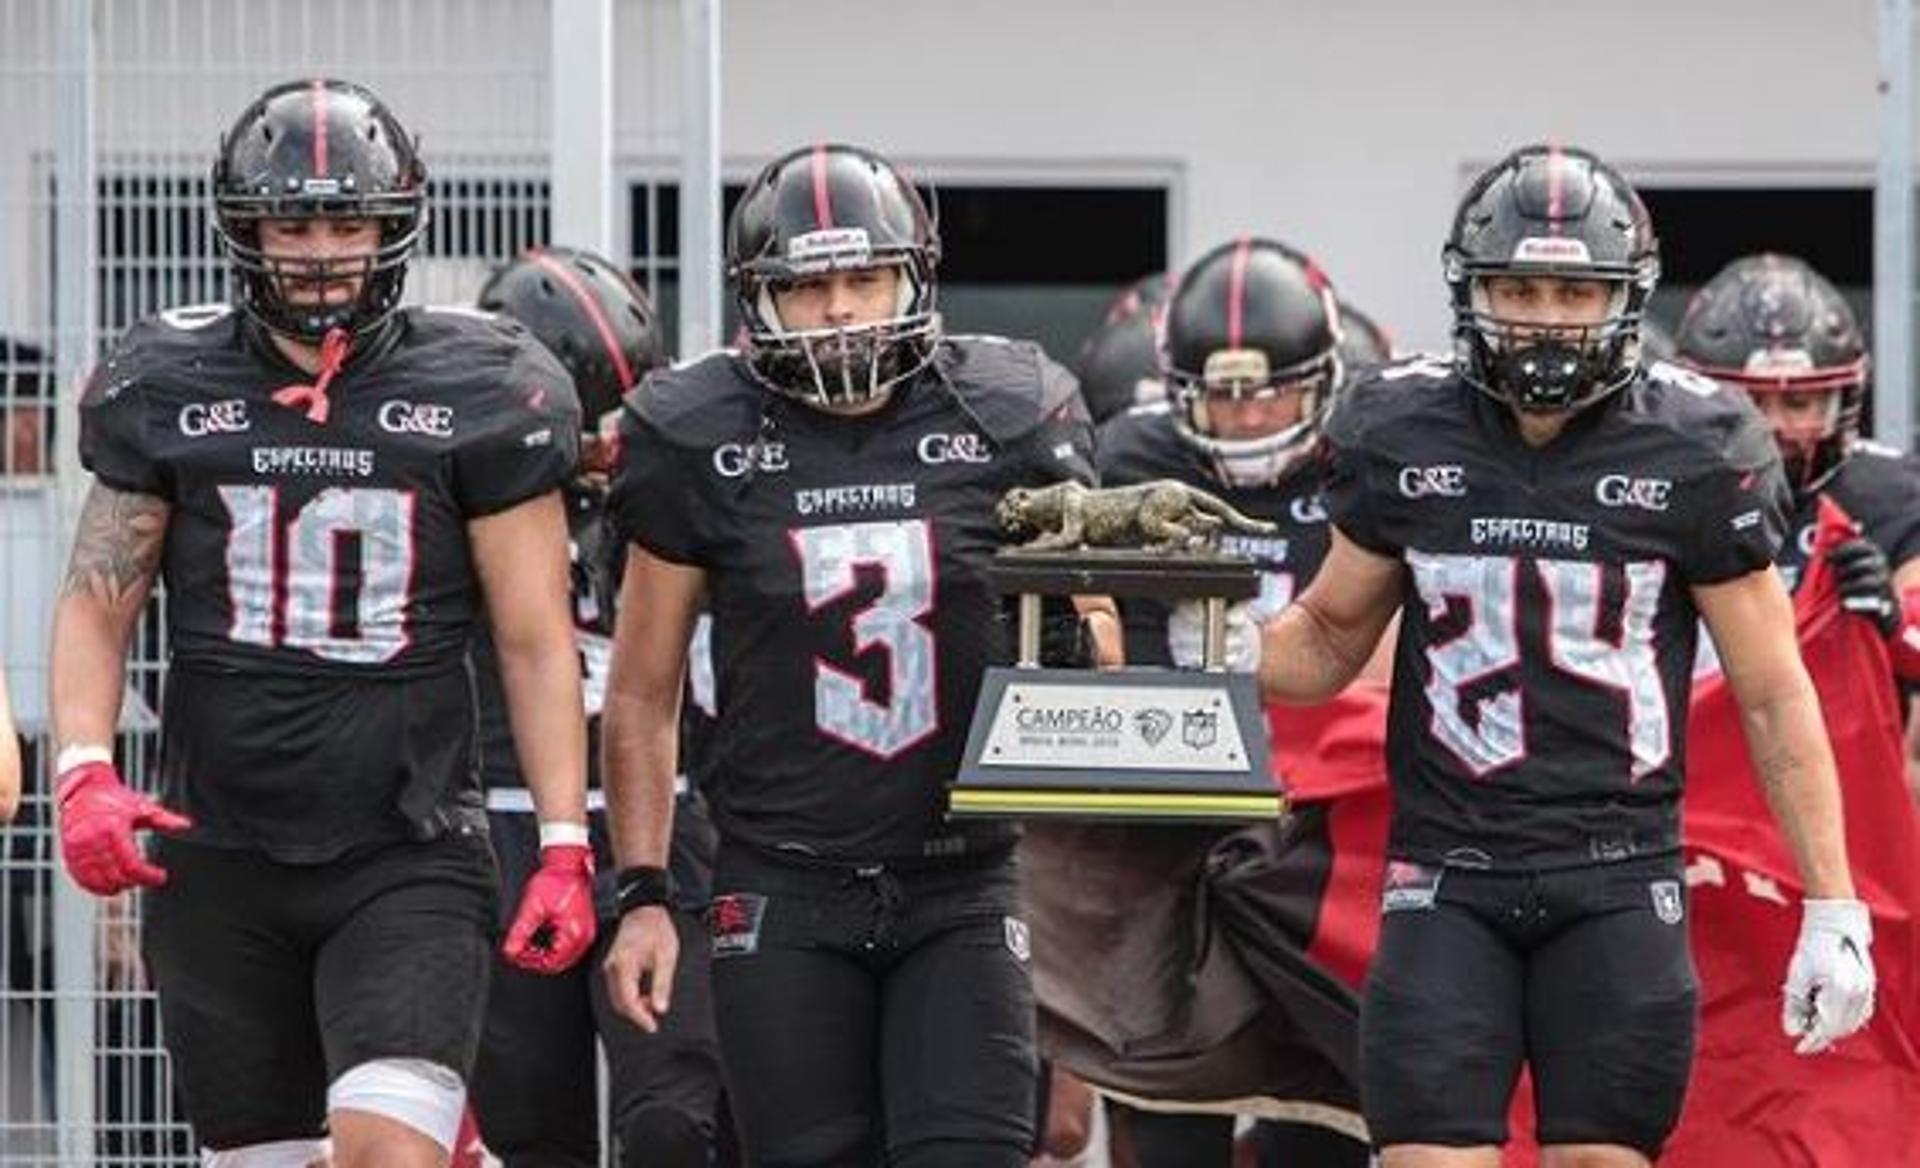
[
  {"x1": 1397, "y1": 464, "x2": 1466, "y2": 499},
  {"x1": 713, "y1": 441, "x2": 790, "y2": 478},
  {"x1": 1594, "y1": 474, "x2": 1673, "y2": 513},
  {"x1": 917, "y1": 432, "x2": 993, "y2": 465},
  {"x1": 377, "y1": 400, "x2": 456, "y2": 438},
  {"x1": 177, "y1": 400, "x2": 250, "y2": 437}
]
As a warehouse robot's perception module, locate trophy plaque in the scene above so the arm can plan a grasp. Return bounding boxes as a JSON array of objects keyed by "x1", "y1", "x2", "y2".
[{"x1": 952, "y1": 481, "x2": 1285, "y2": 823}]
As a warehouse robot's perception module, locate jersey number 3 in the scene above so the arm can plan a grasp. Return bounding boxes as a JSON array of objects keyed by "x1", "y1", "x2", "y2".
[
  {"x1": 220, "y1": 485, "x2": 416, "y2": 664},
  {"x1": 791, "y1": 519, "x2": 938, "y2": 759}
]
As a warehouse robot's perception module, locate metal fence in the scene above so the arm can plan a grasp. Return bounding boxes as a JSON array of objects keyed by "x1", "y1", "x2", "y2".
[{"x1": 0, "y1": 1, "x2": 673, "y2": 1160}]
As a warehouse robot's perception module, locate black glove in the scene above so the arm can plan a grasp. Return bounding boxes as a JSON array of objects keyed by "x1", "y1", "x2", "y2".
[{"x1": 1827, "y1": 536, "x2": 1900, "y2": 637}]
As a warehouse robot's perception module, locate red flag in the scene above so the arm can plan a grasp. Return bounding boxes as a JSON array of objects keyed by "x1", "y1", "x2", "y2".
[
  {"x1": 1662, "y1": 496, "x2": 1920, "y2": 1167},
  {"x1": 1265, "y1": 494, "x2": 1920, "y2": 1163}
]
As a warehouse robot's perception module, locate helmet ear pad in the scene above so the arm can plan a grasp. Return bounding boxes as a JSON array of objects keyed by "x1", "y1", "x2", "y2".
[
  {"x1": 1444, "y1": 143, "x2": 1660, "y2": 413},
  {"x1": 212, "y1": 78, "x2": 428, "y2": 341}
]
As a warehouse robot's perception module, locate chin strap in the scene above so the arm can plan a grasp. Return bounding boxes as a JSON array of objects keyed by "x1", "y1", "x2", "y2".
[{"x1": 272, "y1": 327, "x2": 351, "y2": 424}]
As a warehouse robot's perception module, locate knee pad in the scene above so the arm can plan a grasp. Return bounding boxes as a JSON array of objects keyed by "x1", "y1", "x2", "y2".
[
  {"x1": 616, "y1": 1104, "x2": 710, "y2": 1168},
  {"x1": 327, "y1": 1058, "x2": 468, "y2": 1152},
  {"x1": 890, "y1": 1139, "x2": 1028, "y2": 1168},
  {"x1": 201, "y1": 1138, "x2": 332, "y2": 1168}
]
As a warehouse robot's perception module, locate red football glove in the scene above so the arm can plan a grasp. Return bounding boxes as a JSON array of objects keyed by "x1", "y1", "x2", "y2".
[
  {"x1": 55, "y1": 762, "x2": 193, "y2": 897},
  {"x1": 501, "y1": 842, "x2": 597, "y2": 974}
]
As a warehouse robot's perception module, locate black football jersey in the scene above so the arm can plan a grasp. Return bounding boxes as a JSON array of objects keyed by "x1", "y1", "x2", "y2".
[
  {"x1": 1095, "y1": 402, "x2": 1332, "y2": 665},
  {"x1": 80, "y1": 303, "x2": 580, "y2": 859},
  {"x1": 1325, "y1": 355, "x2": 1787, "y2": 870},
  {"x1": 1780, "y1": 440, "x2": 1920, "y2": 588},
  {"x1": 608, "y1": 336, "x2": 1096, "y2": 862}
]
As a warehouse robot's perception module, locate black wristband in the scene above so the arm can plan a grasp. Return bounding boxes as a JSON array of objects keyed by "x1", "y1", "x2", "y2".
[{"x1": 613, "y1": 865, "x2": 673, "y2": 916}]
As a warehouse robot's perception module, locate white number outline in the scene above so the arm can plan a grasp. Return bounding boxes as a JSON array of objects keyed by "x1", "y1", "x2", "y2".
[
  {"x1": 1408, "y1": 552, "x2": 1672, "y2": 782},
  {"x1": 789, "y1": 519, "x2": 939, "y2": 760},
  {"x1": 219, "y1": 485, "x2": 418, "y2": 664}
]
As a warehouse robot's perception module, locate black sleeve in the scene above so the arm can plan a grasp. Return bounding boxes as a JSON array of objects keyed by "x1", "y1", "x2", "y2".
[
  {"x1": 1321, "y1": 395, "x2": 1396, "y2": 556},
  {"x1": 1851, "y1": 454, "x2": 1920, "y2": 568},
  {"x1": 77, "y1": 343, "x2": 171, "y2": 499},
  {"x1": 450, "y1": 339, "x2": 583, "y2": 517},
  {"x1": 606, "y1": 394, "x2": 714, "y2": 566},
  {"x1": 1681, "y1": 410, "x2": 1789, "y2": 584},
  {"x1": 1019, "y1": 356, "x2": 1098, "y2": 488}
]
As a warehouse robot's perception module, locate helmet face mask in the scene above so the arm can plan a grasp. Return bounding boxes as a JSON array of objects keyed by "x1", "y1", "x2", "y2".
[
  {"x1": 1163, "y1": 237, "x2": 1343, "y2": 488},
  {"x1": 213, "y1": 79, "x2": 428, "y2": 341},
  {"x1": 1674, "y1": 254, "x2": 1867, "y2": 495},
  {"x1": 1445, "y1": 144, "x2": 1659, "y2": 413},
  {"x1": 728, "y1": 145, "x2": 941, "y2": 409}
]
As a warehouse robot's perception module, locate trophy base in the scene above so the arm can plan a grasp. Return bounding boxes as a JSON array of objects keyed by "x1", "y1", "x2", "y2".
[{"x1": 948, "y1": 787, "x2": 1283, "y2": 822}]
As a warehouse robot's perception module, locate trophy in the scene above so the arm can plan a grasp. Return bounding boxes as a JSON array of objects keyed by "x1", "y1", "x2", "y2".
[{"x1": 949, "y1": 480, "x2": 1286, "y2": 823}]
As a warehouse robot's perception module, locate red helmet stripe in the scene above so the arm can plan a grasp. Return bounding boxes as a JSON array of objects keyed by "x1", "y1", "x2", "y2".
[
  {"x1": 525, "y1": 249, "x2": 637, "y2": 393},
  {"x1": 811, "y1": 142, "x2": 835, "y2": 230},
  {"x1": 311, "y1": 79, "x2": 329, "y2": 177},
  {"x1": 1226, "y1": 237, "x2": 1252, "y2": 350}
]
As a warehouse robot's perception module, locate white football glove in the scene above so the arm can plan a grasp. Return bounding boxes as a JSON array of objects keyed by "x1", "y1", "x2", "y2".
[
  {"x1": 1167, "y1": 599, "x2": 1260, "y2": 672},
  {"x1": 1781, "y1": 898, "x2": 1876, "y2": 1055}
]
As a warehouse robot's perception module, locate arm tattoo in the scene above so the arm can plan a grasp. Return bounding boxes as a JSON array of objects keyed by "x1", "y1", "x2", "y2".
[{"x1": 60, "y1": 484, "x2": 169, "y2": 608}]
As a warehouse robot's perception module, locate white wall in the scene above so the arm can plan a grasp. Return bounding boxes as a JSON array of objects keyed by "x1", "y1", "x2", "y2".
[
  {"x1": 2, "y1": 0, "x2": 1891, "y2": 350},
  {"x1": 614, "y1": 0, "x2": 1886, "y2": 350}
]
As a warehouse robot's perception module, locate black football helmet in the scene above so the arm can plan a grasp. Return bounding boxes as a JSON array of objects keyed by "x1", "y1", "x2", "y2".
[
  {"x1": 1162, "y1": 237, "x2": 1342, "y2": 487},
  {"x1": 212, "y1": 78, "x2": 428, "y2": 341},
  {"x1": 1444, "y1": 143, "x2": 1659, "y2": 412},
  {"x1": 1073, "y1": 273, "x2": 1170, "y2": 423},
  {"x1": 477, "y1": 246, "x2": 664, "y2": 426},
  {"x1": 1674, "y1": 254, "x2": 1867, "y2": 495},
  {"x1": 1336, "y1": 299, "x2": 1394, "y2": 378},
  {"x1": 727, "y1": 143, "x2": 939, "y2": 407}
]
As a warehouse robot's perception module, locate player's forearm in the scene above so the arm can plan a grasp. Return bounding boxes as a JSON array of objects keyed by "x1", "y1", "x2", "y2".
[
  {"x1": 495, "y1": 637, "x2": 589, "y2": 829},
  {"x1": 1257, "y1": 598, "x2": 1371, "y2": 704},
  {"x1": 1738, "y1": 685, "x2": 1856, "y2": 900},
  {"x1": 1072, "y1": 595, "x2": 1124, "y2": 667},
  {"x1": 49, "y1": 594, "x2": 134, "y2": 755},
  {"x1": 600, "y1": 684, "x2": 678, "y2": 869}
]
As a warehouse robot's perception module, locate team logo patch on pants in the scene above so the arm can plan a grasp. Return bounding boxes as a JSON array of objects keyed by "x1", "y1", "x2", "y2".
[
  {"x1": 709, "y1": 893, "x2": 768, "y2": 958},
  {"x1": 1649, "y1": 879, "x2": 1684, "y2": 925},
  {"x1": 1382, "y1": 860, "x2": 1444, "y2": 912}
]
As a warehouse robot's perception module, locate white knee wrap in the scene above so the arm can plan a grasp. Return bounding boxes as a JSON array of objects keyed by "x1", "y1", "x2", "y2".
[
  {"x1": 201, "y1": 1138, "x2": 332, "y2": 1167},
  {"x1": 327, "y1": 1057, "x2": 468, "y2": 1152}
]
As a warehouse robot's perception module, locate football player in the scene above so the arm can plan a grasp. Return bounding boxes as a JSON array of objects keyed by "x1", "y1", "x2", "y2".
[
  {"x1": 598, "y1": 141, "x2": 1115, "y2": 1168},
  {"x1": 1673, "y1": 255, "x2": 1920, "y2": 794},
  {"x1": 465, "y1": 247, "x2": 728, "y2": 1167},
  {"x1": 1073, "y1": 272, "x2": 1171, "y2": 423},
  {"x1": 50, "y1": 79, "x2": 590, "y2": 1168},
  {"x1": 1234, "y1": 144, "x2": 1874, "y2": 1168},
  {"x1": 1057, "y1": 237, "x2": 1369, "y2": 1167},
  {"x1": 1335, "y1": 298, "x2": 1395, "y2": 384}
]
